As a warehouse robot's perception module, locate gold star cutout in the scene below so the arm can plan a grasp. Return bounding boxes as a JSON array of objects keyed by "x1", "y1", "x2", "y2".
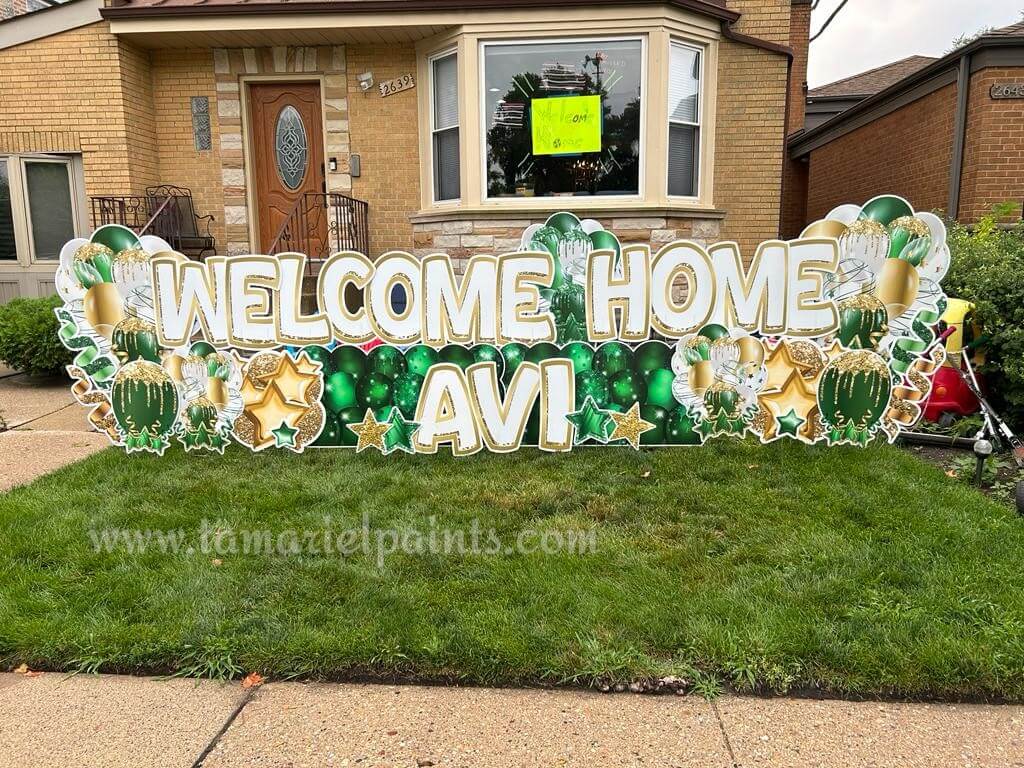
[
  {"x1": 246, "y1": 382, "x2": 309, "y2": 447},
  {"x1": 272, "y1": 353, "x2": 322, "y2": 406},
  {"x1": 347, "y1": 408, "x2": 392, "y2": 453},
  {"x1": 759, "y1": 370, "x2": 820, "y2": 445},
  {"x1": 608, "y1": 403, "x2": 656, "y2": 449}
]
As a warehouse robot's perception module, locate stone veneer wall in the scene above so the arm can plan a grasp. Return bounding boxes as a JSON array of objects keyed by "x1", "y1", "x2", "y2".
[
  {"x1": 411, "y1": 215, "x2": 723, "y2": 274},
  {"x1": 211, "y1": 45, "x2": 351, "y2": 255}
]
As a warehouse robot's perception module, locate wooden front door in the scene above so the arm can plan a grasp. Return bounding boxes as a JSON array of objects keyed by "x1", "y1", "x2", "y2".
[{"x1": 249, "y1": 82, "x2": 326, "y2": 254}]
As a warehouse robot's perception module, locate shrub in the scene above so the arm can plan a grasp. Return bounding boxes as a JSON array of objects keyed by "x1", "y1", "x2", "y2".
[
  {"x1": 943, "y1": 204, "x2": 1024, "y2": 428},
  {"x1": 0, "y1": 295, "x2": 72, "y2": 376}
]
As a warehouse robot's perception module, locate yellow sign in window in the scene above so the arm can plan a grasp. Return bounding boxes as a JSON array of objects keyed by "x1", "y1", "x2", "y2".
[{"x1": 531, "y1": 95, "x2": 602, "y2": 156}]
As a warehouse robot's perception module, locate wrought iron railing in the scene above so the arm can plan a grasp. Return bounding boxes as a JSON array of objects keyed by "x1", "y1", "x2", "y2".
[
  {"x1": 89, "y1": 188, "x2": 216, "y2": 259},
  {"x1": 268, "y1": 192, "x2": 370, "y2": 273}
]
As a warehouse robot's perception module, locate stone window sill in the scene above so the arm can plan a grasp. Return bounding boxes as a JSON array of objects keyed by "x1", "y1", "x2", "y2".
[{"x1": 409, "y1": 203, "x2": 727, "y2": 225}]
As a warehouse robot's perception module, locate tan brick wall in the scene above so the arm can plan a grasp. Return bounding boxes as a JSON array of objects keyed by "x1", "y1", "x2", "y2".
[
  {"x1": 347, "y1": 45, "x2": 421, "y2": 255},
  {"x1": 728, "y1": 0, "x2": 792, "y2": 45},
  {"x1": 959, "y1": 66, "x2": 1024, "y2": 223},
  {"x1": 805, "y1": 83, "x2": 958, "y2": 222},
  {"x1": 149, "y1": 49, "x2": 226, "y2": 248},
  {"x1": 713, "y1": 40, "x2": 789, "y2": 251},
  {"x1": 0, "y1": 22, "x2": 158, "y2": 201},
  {"x1": 780, "y1": 2, "x2": 810, "y2": 238}
]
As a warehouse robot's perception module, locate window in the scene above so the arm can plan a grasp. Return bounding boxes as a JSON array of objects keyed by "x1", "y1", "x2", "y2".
[
  {"x1": 23, "y1": 157, "x2": 77, "y2": 261},
  {"x1": 431, "y1": 51, "x2": 460, "y2": 202},
  {"x1": 483, "y1": 37, "x2": 643, "y2": 199},
  {"x1": 667, "y1": 41, "x2": 701, "y2": 198},
  {"x1": 0, "y1": 159, "x2": 15, "y2": 262}
]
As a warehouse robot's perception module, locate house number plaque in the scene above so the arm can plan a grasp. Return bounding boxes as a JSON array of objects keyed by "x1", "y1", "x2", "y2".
[{"x1": 379, "y1": 74, "x2": 415, "y2": 97}]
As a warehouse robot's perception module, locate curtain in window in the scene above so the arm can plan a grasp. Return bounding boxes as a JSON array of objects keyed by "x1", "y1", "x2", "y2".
[{"x1": 667, "y1": 43, "x2": 701, "y2": 197}]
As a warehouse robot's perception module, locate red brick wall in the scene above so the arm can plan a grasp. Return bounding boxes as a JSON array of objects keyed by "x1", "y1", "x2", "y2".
[
  {"x1": 959, "y1": 66, "x2": 1024, "y2": 222},
  {"x1": 805, "y1": 83, "x2": 957, "y2": 222}
]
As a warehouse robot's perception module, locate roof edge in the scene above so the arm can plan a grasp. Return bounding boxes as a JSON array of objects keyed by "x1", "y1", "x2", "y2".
[
  {"x1": 790, "y1": 33, "x2": 1024, "y2": 157},
  {"x1": 101, "y1": 0, "x2": 740, "y2": 22}
]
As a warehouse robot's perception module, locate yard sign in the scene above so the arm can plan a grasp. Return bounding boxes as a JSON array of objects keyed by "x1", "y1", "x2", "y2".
[{"x1": 55, "y1": 194, "x2": 951, "y2": 456}]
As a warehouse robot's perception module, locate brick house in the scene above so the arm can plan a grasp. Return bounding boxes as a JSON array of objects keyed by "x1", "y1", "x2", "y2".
[
  {"x1": 0, "y1": 0, "x2": 810, "y2": 299},
  {"x1": 784, "y1": 21, "x2": 1024, "y2": 237}
]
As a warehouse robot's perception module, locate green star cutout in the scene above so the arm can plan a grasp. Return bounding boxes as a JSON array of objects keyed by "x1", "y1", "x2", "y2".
[
  {"x1": 272, "y1": 420, "x2": 299, "y2": 449},
  {"x1": 776, "y1": 408, "x2": 805, "y2": 438},
  {"x1": 382, "y1": 407, "x2": 420, "y2": 455},
  {"x1": 566, "y1": 396, "x2": 614, "y2": 445}
]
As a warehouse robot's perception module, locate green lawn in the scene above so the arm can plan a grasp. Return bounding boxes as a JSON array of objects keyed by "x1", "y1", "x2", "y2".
[{"x1": 1, "y1": 441, "x2": 1023, "y2": 700}]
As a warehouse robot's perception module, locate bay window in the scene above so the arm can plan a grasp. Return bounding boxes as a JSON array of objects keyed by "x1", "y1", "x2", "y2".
[
  {"x1": 667, "y1": 41, "x2": 701, "y2": 198},
  {"x1": 482, "y1": 38, "x2": 643, "y2": 199},
  {"x1": 431, "y1": 50, "x2": 461, "y2": 202}
]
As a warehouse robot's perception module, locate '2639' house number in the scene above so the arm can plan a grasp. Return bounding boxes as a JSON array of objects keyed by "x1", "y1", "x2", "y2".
[{"x1": 379, "y1": 74, "x2": 415, "y2": 97}]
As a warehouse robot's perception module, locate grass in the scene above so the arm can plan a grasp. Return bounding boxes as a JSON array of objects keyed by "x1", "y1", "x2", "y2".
[{"x1": 1, "y1": 440, "x2": 1024, "y2": 700}]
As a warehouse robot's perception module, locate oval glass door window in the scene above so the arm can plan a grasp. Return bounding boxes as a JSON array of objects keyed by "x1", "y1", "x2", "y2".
[{"x1": 275, "y1": 105, "x2": 308, "y2": 190}]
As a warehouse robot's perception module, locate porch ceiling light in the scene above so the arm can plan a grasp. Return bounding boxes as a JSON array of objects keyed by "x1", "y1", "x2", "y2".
[{"x1": 357, "y1": 72, "x2": 374, "y2": 92}]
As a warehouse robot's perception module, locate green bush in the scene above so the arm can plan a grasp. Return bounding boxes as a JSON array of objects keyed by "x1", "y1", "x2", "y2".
[
  {"x1": 0, "y1": 295, "x2": 72, "y2": 376},
  {"x1": 943, "y1": 204, "x2": 1024, "y2": 428}
]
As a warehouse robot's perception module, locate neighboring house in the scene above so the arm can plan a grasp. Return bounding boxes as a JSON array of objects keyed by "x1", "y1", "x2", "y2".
[
  {"x1": 0, "y1": 0, "x2": 810, "y2": 299},
  {"x1": 784, "y1": 21, "x2": 1024, "y2": 237}
]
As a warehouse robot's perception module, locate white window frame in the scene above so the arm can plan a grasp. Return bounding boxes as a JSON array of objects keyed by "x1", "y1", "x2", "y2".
[
  {"x1": 19, "y1": 154, "x2": 82, "y2": 263},
  {"x1": 429, "y1": 48, "x2": 461, "y2": 204},
  {"x1": 0, "y1": 153, "x2": 86, "y2": 267},
  {"x1": 478, "y1": 35, "x2": 647, "y2": 204},
  {"x1": 666, "y1": 39, "x2": 704, "y2": 202}
]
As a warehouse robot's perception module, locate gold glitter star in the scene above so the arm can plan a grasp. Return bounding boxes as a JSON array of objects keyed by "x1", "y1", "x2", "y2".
[
  {"x1": 608, "y1": 403, "x2": 656, "y2": 449},
  {"x1": 246, "y1": 382, "x2": 309, "y2": 447},
  {"x1": 347, "y1": 408, "x2": 392, "y2": 453},
  {"x1": 759, "y1": 370, "x2": 820, "y2": 444},
  {"x1": 273, "y1": 353, "x2": 322, "y2": 407}
]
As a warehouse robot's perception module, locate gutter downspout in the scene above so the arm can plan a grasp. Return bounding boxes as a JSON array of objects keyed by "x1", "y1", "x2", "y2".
[
  {"x1": 948, "y1": 52, "x2": 971, "y2": 220},
  {"x1": 721, "y1": 22, "x2": 795, "y2": 235}
]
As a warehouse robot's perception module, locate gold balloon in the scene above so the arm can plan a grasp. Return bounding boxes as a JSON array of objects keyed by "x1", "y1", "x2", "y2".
[
  {"x1": 161, "y1": 352, "x2": 186, "y2": 383},
  {"x1": 737, "y1": 336, "x2": 766, "y2": 368},
  {"x1": 874, "y1": 258, "x2": 920, "y2": 320},
  {"x1": 206, "y1": 377, "x2": 230, "y2": 410},
  {"x1": 689, "y1": 360, "x2": 715, "y2": 396},
  {"x1": 800, "y1": 220, "x2": 848, "y2": 239},
  {"x1": 83, "y1": 282, "x2": 125, "y2": 339}
]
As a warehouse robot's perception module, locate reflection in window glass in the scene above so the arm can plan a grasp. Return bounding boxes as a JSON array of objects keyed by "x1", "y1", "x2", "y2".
[
  {"x1": 25, "y1": 161, "x2": 74, "y2": 261},
  {"x1": 0, "y1": 159, "x2": 15, "y2": 261},
  {"x1": 667, "y1": 42, "x2": 701, "y2": 197},
  {"x1": 483, "y1": 39, "x2": 642, "y2": 198}
]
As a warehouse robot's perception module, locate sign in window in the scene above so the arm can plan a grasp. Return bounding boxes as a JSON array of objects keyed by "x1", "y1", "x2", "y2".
[{"x1": 531, "y1": 95, "x2": 602, "y2": 156}]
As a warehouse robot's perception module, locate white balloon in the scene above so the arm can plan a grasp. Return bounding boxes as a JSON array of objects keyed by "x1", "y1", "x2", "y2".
[
  {"x1": 54, "y1": 264, "x2": 85, "y2": 303},
  {"x1": 140, "y1": 235, "x2": 173, "y2": 255},
  {"x1": 579, "y1": 219, "x2": 604, "y2": 236},
  {"x1": 916, "y1": 212, "x2": 950, "y2": 283},
  {"x1": 519, "y1": 224, "x2": 543, "y2": 249},
  {"x1": 59, "y1": 237, "x2": 89, "y2": 274},
  {"x1": 824, "y1": 204, "x2": 861, "y2": 226}
]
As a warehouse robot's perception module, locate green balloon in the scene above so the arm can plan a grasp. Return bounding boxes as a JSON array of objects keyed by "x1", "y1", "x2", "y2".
[
  {"x1": 704, "y1": 383, "x2": 740, "y2": 419},
  {"x1": 525, "y1": 342, "x2": 560, "y2": 365},
  {"x1": 323, "y1": 371, "x2": 358, "y2": 414},
  {"x1": 634, "y1": 341, "x2": 672, "y2": 377},
  {"x1": 575, "y1": 370, "x2": 610, "y2": 408},
  {"x1": 91, "y1": 224, "x2": 141, "y2": 255},
  {"x1": 837, "y1": 295, "x2": 889, "y2": 350},
  {"x1": 333, "y1": 346, "x2": 367, "y2": 381},
  {"x1": 818, "y1": 351, "x2": 892, "y2": 441},
  {"x1": 546, "y1": 212, "x2": 583, "y2": 234},
  {"x1": 472, "y1": 344, "x2": 505, "y2": 379},
  {"x1": 186, "y1": 397, "x2": 218, "y2": 432},
  {"x1": 405, "y1": 344, "x2": 439, "y2": 377},
  {"x1": 313, "y1": 412, "x2": 343, "y2": 446},
  {"x1": 858, "y1": 195, "x2": 914, "y2": 226},
  {"x1": 502, "y1": 343, "x2": 527, "y2": 383},
  {"x1": 112, "y1": 321, "x2": 161, "y2": 364},
  {"x1": 357, "y1": 372, "x2": 393, "y2": 409},
  {"x1": 593, "y1": 342, "x2": 633, "y2": 377},
  {"x1": 645, "y1": 368, "x2": 676, "y2": 409},
  {"x1": 639, "y1": 404, "x2": 668, "y2": 445},
  {"x1": 368, "y1": 345, "x2": 407, "y2": 379},
  {"x1": 563, "y1": 342, "x2": 594, "y2": 373},
  {"x1": 550, "y1": 282, "x2": 586, "y2": 323},
  {"x1": 190, "y1": 341, "x2": 217, "y2": 358},
  {"x1": 393, "y1": 372, "x2": 424, "y2": 418},
  {"x1": 697, "y1": 324, "x2": 730, "y2": 342},
  {"x1": 303, "y1": 345, "x2": 336, "y2": 374},
  {"x1": 666, "y1": 406, "x2": 703, "y2": 445},
  {"x1": 609, "y1": 369, "x2": 646, "y2": 408},
  {"x1": 588, "y1": 229, "x2": 621, "y2": 260},
  {"x1": 336, "y1": 406, "x2": 364, "y2": 447},
  {"x1": 440, "y1": 344, "x2": 475, "y2": 370},
  {"x1": 110, "y1": 361, "x2": 179, "y2": 440}
]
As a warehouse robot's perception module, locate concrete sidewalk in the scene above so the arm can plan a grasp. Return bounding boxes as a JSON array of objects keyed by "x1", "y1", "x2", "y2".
[
  {"x1": 0, "y1": 673, "x2": 1021, "y2": 768},
  {"x1": 0, "y1": 370, "x2": 109, "y2": 491}
]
